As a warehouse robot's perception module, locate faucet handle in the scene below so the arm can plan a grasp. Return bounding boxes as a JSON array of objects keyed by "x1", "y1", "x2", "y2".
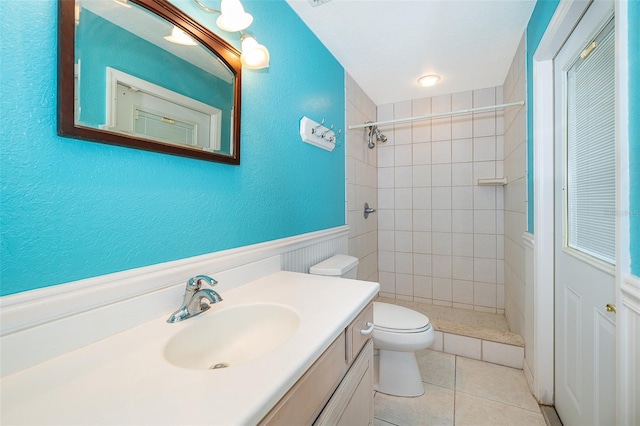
[{"x1": 189, "y1": 275, "x2": 218, "y2": 289}]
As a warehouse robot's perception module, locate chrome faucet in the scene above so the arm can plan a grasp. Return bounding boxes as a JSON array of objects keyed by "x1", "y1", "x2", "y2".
[{"x1": 167, "y1": 275, "x2": 222, "y2": 323}]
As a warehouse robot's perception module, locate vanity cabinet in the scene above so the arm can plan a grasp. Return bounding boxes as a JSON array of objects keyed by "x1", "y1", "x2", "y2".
[{"x1": 260, "y1": 303, "x2": 374, "y2": 426}]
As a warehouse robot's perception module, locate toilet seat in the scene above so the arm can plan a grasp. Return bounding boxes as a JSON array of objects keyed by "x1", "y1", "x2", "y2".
[{"x1": 373, "y1": 302, "x2": 431, "y2": 333}]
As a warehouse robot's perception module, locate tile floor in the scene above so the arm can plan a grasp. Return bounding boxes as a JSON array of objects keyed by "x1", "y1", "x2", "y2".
[{"x1": 374, "y1": 350, "x2": 546, "y2": 426}]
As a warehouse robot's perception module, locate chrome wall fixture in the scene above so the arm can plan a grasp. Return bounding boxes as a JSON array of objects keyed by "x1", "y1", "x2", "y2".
[
  {"x1": 364, "y1": 202, "x2": 376, "y2": 219},
  {"x1": 366, "y1": 123, "x2": 387, "y2": 149},
  {"x1": 192, "y1": 0, "x2": 270, "y2": 69}
]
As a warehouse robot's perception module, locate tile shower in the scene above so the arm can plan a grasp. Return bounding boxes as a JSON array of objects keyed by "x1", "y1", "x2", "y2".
[
  {"x1": 346, "y1": 73, "x2": 379, "y2": 282},
  {"x1": 375, "y1": 87, "x2": 505, "y2": 313}
]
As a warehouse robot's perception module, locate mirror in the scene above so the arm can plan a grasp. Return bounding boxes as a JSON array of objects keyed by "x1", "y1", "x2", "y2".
[{"x1": 58, "y1": 0, "x2": 242, "y2": 164}]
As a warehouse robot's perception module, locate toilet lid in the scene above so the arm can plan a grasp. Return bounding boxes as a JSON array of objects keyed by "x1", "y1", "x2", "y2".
[
  {"x1": 373, "y1": 302, "x2": 430, "y2": 332},
  {"x1": 309, "y1": 254, "x2": 359, "y2": 276}
]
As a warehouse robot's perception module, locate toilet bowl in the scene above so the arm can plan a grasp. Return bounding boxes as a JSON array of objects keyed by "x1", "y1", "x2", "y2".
[
  {"x1": 372, "y1": 301, "x2": 434, "y2": 397},
  {"x1": 309, "y1": 254, "x2": 434, "y2": 397}
]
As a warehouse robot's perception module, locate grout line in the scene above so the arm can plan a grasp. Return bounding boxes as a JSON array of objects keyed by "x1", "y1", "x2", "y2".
[
  {"x1": 453, "y1": 355, "x2": 458, "y2": 425},
  {"x1": 454, "y1": 389, "x2": 543, "y2": 414}
]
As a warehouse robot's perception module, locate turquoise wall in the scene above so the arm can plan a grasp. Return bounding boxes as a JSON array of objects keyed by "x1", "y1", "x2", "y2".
[
  {"x1": 630, "y1": 0, "x2": 640, "y2": 275},
  {"x1": 525, "y1": 0, "x2": 560, "y2": 233},
  {"x1": 0, "y1": 0, "x2": 346, "y2": 296}
]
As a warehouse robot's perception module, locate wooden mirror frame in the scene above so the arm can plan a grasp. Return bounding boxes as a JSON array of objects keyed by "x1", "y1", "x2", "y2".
[{"x1": 58, "y1": 0, "x2": 242, "y2": 164}]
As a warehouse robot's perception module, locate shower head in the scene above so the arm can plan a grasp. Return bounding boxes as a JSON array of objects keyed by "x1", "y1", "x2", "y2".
[
  {"x1": 374, "y1": 127, "x2": 388, "y2": 143},
  {"x1": 367, "y1": 124, "x2": 388, "y2": 149}
]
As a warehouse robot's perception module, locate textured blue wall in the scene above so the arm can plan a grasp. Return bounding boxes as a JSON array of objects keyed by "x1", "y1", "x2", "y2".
[
  {"x1": 0, "y1": 0, "x2": 345, "y2": 296},
  {"x1": 630, "y1": 0, "x2": 640, "y2": 275},
  {"x1": 525, "y1": 0, "x2": 560, "y2": 234}
]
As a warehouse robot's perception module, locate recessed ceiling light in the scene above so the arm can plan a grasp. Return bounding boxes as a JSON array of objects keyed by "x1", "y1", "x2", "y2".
[{"x1": 418, "y1": 75, "x2": 440, "y2": 87}]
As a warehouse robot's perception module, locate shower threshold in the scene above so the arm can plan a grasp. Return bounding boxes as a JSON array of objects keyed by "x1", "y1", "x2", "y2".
[{"x1": 375, "y1": 296, "x2": 524, "y2": 369}]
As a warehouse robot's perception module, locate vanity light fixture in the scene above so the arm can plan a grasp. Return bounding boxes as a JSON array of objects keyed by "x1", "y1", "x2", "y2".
[
  {"x1": 418, "y1": 74, "x2": 440, "y2": 87},
  {"x1": 164, "y1": 26, "x2": 197, "y2": 46},
  {"x1": 192, "y1": 0, "x2": 253, "y2": 33},
  {"x1": 217, "y1": 0, "x2": 253, "y2": 32},
  {"x1": 240, "y1": 34, "x2": 270, "y2": 69}
]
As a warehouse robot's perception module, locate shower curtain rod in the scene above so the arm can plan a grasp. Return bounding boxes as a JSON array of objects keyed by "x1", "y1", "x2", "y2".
[{"x1": 348, "y1": 100, "x2": 525, "y2": 130}]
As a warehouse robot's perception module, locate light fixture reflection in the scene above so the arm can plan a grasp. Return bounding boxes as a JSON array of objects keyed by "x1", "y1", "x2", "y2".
[
  {"x1": 216, "y1": 0, "x2": 254, "y2": 32},
  {"x1": 164, "y1": 26, "x2": 197, "y2": 46},
  {"x1": 241, "y1": 35, "x2": 270, "y2": 69},
  {"x1": 418, "y1": 74, "x2": 440, "y2": 87}
]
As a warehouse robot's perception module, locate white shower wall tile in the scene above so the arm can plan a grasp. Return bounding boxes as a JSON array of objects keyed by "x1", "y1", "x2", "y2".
[
  {"x1": 394, "y1": 145, "x2": 412, "y2": 166},
  {"x1": 452, "y1": 186, "x2": 474, "y2": 210},
  {"x1": 452, "y1": 139, "x2": 473, "y2": 163},
  {"x1": 377, "y1": 141, "x2": 394, "y2": 164},
  {"x1": 412, "y1": 121, "x2": 431, "y2": 144},
  {"x1": 395, "y1": 231, "x2": 412, "y2": 252},
  {"x1": 378, "y1": 167, "x2": 394, "y2": 188},
  {"x1": 395, "y1": 209, "x2": 413, "y2": 231},
  {"x1": 413, "y1": 165, "x2": 432, "y2": 187},
  {"x1": 413, "y1": 253, "x2": 432, "y2": 276},
  {"x1": 395, "y1": 188, "x2": 412, "y2": 209},
  {"x1": 396, "y1": 273, "x2": 414, "y2": 296},
  {"x1": 451, "y1": 163, "x2": 473, "y2": 186},
  {"x1": 412, "y1": 143, "x2": 431, "y2": 165},
  {"x1": 377, "y1": 86, "x2": 504, "y2": 312},
  {"x1": 452, "y1": 116, "x2": 473, "y2": 140},
  {"x1": 452, "y1": 210, "x2": 474, "y2": 233},
  {"x1": 473, "y1": 87, "x2": 496, "y2": 108},
  {"x1": 414, "y1": 275, "x2": 433, "y2": 299},
  {"x1": 473, "y1": 186, "x2": 496, "y2": 210},
  {"x1": 413, "y1": 231, "x2": 432, "y2": 254},
  {"x1": 413, "y1": 188, "x2": 432, "y2": 210},
  {"x1": 432, "y1": 141, "x2": 452, "y2": 164},
  {"x1": 432, "y1": 187, "x2": 452, "y2": 210},
  {"x1": 394, "y1": 166, "x2": 413, "y2": 187},
  {"x1": 474, "y1": 136, "x2": 496, "y2": 161},
  {"x1": 433, "y1": 277, "x2": 453, "y2": 302},
  {"x1": 452, "y1": 233, "x2": 474, "y2": 257},
  {"x1": 432, "y1": 164, "x2": 452, "y2": 187}
]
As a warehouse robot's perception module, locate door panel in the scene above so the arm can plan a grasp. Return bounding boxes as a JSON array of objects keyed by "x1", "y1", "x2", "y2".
[{"x1": 553, "y1": 1, "x2": 616, "y2": 424}]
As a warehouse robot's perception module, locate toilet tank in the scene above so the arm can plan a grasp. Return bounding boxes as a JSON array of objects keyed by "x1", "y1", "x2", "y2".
[{"x1": 309, "y1": 254, "x2": 359, "y2": 279}]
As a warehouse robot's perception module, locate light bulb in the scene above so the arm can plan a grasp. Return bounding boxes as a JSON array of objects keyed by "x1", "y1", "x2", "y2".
[
  {"x1": 164, "y1": 26, "x2": 197, "y2": 46},
  {"x1": 216, "y1": 0, "x2": 253, "y2": 32},
  {"x1": 241, "y1": 36, "x2": 270, "y2": 69},
  {"x1": 418, "y1": 74, "x2": 440, "y2": 87}
]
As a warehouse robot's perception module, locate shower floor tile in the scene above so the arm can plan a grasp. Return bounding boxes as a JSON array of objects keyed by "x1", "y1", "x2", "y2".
[{"x1": 375, "y1": 296, "x2": 523, "y2": 346}]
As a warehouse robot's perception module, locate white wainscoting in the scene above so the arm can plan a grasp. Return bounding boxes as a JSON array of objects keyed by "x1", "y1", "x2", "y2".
[
  {"x1": 522, "y1": 232, "x2": 536, "y2": 397},
  {"x1": 620, "y1": 274, "x2": 640, "y2": 425},
  {"x1": 0, "y1": 226, "x2": 350, "y2": 377}
]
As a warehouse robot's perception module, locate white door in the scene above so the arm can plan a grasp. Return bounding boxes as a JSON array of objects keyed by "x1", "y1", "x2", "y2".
[{"x1": 553, "y1": 1, "x2": 617, "y2": 425}]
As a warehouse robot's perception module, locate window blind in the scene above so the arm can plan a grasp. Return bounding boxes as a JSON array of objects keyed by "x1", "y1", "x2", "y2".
[{"x1": 566, "y1": 20, "x2": 616, "y2": 265}]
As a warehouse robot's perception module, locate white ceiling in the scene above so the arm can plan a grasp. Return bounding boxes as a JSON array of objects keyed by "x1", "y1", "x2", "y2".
[{"x1": 285, "y1": 0, "x2": 536, "y2": 106}]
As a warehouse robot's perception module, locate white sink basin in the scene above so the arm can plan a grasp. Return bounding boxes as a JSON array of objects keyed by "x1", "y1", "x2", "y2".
[{"x1": 164, "y1": 303, "x2": 300, "y2": 370}]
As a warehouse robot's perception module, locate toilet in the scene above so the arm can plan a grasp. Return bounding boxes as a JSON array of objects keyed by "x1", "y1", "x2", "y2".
[{"x1": 309, "y1": 254, "x2": 434, "y2": 397}]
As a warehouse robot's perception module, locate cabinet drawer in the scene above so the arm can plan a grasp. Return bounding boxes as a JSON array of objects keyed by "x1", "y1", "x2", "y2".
[
  {"x1": 260, "y1": 332, "x2": 347, "y2": 426},
  {"x1": 345, "y1": 303, "x2": 374, "y2": 364}
]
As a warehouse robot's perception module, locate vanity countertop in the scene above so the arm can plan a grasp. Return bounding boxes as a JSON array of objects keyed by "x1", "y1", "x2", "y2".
[{"x1": 0, "y1": 271, "x2": 379, "y2": 425}]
